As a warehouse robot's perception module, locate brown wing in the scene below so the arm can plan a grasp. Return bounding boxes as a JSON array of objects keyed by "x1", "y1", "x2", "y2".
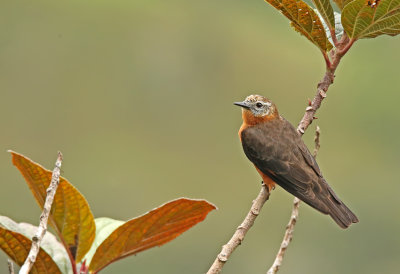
[{"x1": 241, "y1": 117, "x2": 358, "y2": 228}]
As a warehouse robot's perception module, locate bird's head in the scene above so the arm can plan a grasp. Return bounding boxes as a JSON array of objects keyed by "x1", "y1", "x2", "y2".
[{"x1": 234, "y1": 94, "x2": 279, "y2": 125}]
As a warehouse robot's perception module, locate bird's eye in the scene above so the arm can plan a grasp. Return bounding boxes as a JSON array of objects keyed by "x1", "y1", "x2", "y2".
[{"x1": 256, "y1": 102, "x2": 263, "y2": 108}]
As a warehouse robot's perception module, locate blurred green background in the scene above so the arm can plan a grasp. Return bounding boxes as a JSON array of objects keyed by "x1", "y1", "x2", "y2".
[{"x1": 1, "y1": 0, "x2": 399, "y2": 273}]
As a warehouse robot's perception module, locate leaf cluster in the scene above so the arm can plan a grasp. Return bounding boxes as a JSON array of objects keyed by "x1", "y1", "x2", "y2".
[
  {"x1": 265, "y1": 0, "x2": 400, "y2": 54},
  {"x1": 0, "y1": 152, "x2": 216, "y2": 273}
]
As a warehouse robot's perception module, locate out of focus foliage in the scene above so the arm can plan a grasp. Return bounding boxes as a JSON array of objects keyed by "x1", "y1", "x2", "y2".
[{"x1": 1, "y1": 152, "x2": 215, "y2": 273}]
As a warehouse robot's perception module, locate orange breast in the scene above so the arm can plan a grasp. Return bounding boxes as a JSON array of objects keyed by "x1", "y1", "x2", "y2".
[{"x1": 254, "y1": 166, "x2": 276, "y2": 191}]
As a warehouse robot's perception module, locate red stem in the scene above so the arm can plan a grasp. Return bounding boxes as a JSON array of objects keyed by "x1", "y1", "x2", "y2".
[
  {"x1": 330, "y1": 28, "x2": 338, "y2": 47},
  {"x1": 338, "y1": 38, "x2": 355, "y2": 56}
]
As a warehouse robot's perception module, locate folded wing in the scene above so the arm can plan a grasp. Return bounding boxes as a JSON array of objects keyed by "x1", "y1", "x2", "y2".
[{"x1": 241, "y1": 118, "x2": 358, "y2": 228}]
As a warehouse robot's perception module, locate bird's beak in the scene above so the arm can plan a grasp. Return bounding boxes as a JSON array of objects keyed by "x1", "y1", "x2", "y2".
[{"x1": 234, "y1": 101, "x2": 251, "y2": 109}]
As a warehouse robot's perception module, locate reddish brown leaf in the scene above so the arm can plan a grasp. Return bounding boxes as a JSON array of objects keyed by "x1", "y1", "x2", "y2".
[
  {"x1": 9, "y1": 151, "x2": 96, "y2": 263},
  {"x1": 0, "y1": 226, "x2": 62, "y2": 274},
  {"x1": 88, "y1": 198, "x2": 216, "y2": 273},
  {"x1": 265, "y1": 0, "x2": 333, "y2": 51}
]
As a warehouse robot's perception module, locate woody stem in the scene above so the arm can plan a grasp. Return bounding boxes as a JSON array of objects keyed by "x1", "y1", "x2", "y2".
[
  {"x1": 206, "y1": 185, "x2": 270, "y2": 274},
  {"x1": 297, "y1": 34, "x2": 352, "y2": 135}
]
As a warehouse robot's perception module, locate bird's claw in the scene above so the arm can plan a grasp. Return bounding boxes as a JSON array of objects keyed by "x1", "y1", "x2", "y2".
[{"x1": 261, "y1": 181, "x2": 275, "y2": 192}]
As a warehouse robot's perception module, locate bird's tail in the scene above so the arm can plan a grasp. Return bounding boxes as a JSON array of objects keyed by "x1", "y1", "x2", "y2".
[{"x1": 325, "y1": 186, "x2": 359, "y2": 229}]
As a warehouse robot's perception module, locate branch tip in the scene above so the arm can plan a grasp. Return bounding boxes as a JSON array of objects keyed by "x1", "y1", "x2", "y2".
[
  {"x1": 19, "y1": 151, "x2": 64, "y2": 274},
  {"x1": 57, "y1": 151, "x2": 63, "y2": 161},
  {"x1": 7, "y1": 259, "x2": 14, "y2": 274}
]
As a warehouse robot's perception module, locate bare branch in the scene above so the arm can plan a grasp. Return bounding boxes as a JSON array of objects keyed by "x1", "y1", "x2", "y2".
[
  {"x1": 8, "y1": 259, "x2": 14, "y2": 274},
  {"x1": 207, "y1": 185, "x2": 270, "y2": 274},
  {"x1": 19, "y1": 152, "x2": 63, "y2": 274},
  {"x1": 267, "y1": 197, "x2": 300, "y2": 274},
  {"x1": 267, "y1": 127, "x2": 322, "y2": 274},
  {"x1": 297, "y1": 35, "x2": 353, "y2": 135}
]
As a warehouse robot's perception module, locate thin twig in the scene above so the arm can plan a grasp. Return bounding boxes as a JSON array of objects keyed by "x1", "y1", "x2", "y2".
[
  {"x1": 207, "y1": 185, "x2": 270, "y2": 274},
  {"x1": 329, "y1": 28, "x2": 338, "y2": 48},
  {"x1": 8, "y1": 259, "x2": 14, "y2": 274},
  {"x1": 313, "y1": 126, "x2": 321, "y2": 158},
  {"x1": 297, "y1": 34, "x2": 353, "y2": 135},
  {"x1": 19, "y1": 152, "x2": 63, "y2": 274},
  {"x1": 267, "y1": 197, "x2": 300, "y2": 274},
  {"x1": 267, "y1": 127, "x2": 321, "y2": 274}
]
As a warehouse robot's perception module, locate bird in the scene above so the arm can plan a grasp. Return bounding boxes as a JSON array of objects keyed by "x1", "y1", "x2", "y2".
[{"x1": 234, "y1": 94, "x2": 358, "y2": 228}]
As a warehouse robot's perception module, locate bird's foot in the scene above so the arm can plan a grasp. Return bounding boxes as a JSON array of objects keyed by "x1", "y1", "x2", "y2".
[{"x1": 261, "y1": 181, "x2": 275, "y2": 192}]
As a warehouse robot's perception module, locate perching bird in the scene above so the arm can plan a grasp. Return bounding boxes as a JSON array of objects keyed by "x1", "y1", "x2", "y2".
[{"x1": 234, "y1": 94, "x2": 358, "y2": 228}]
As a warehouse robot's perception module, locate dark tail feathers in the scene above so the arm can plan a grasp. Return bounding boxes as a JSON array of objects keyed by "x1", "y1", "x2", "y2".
[{"x1": 326, "y1": 186, "x2": 359, "y2": 229}]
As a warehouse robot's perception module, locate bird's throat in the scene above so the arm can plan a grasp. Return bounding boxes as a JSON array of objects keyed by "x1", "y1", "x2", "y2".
[{"x1": 241, "y1": 109, "x2": 276, "y2": 126}]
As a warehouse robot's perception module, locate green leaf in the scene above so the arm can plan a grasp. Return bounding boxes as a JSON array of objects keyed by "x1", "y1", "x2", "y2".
[
  {"x1": 312, "y1": 0, "x2": 335, "y2": 31},
  {"x1": 83, "y1": 217, "x2": 124, "y2": 266},
  {"x1": 318, "y1": 11, "x2": 345, "y2": 44},
  {"x1": 333, "y1": 0, "x2": 354, "y2": 10},
  {"x1": 265, "y1": 0, "x2": 333, "y2": 51},
  {"x1": 88, "y1": 198, "x2": 216, "y2": 273},
  {"x1": 0, "y1": 216, "x2": 71, "y2": 274},
  {"x1": 10, "y1": 151, "x2": 96, "y2": 263},
  {"x1": 342, "y1": 0, "x2": 400, "y2": 39}
]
